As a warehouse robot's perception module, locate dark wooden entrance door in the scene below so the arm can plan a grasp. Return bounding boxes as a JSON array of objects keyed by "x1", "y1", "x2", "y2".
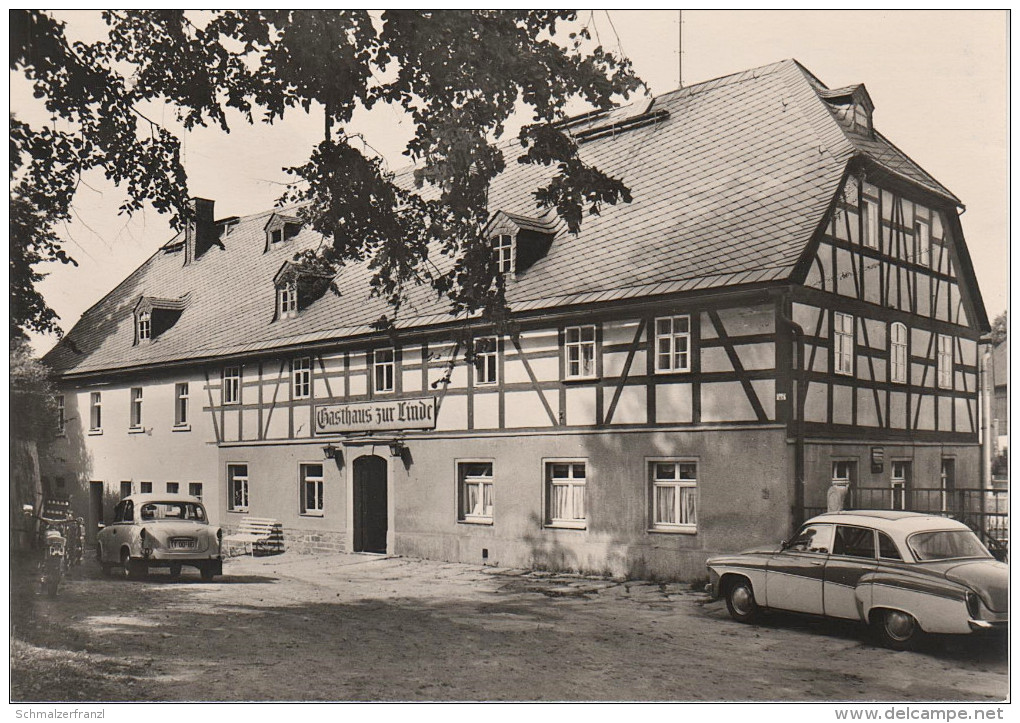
[
  {"x1": 353, "y1": 455, "x2": 388, "y2": 553},
  {"x1": 88, "y1": 481, "x2": 104, "y2": 546}
]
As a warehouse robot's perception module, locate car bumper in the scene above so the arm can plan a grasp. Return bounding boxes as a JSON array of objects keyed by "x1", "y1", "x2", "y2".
[
  {"x1": 141, "y1": 549, "x2": 223, "y2": 562},
  {"x1": 968, "y1": 618, "x2": 1008, "y2": 632}
]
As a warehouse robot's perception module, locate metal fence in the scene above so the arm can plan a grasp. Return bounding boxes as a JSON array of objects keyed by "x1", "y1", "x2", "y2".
[{"x1": 805, "y1": 487, "x2": 1008, "y2": 556}]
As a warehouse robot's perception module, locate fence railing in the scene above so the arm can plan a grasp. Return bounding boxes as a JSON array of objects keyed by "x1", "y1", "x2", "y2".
[{"x1": 804, "y1": 487, "x2": 1008, "y2": 555}]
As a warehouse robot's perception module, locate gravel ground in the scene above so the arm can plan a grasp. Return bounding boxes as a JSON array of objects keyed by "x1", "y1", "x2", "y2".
[{"x1": 10, "y1": 552, "x2": 1008, "y2": 702}]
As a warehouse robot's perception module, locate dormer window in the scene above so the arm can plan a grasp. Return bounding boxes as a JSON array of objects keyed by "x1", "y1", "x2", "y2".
[
  {"x1": 137, "y1": 311, "x2": 151, "y2": 341},
  {"x1": 493, "y1": 234, "x2": 514, "y2": 275},
  {"x1": 278, "y1": 281, "x2": 298, "y2": 320},
  {"x1": 270, "y1": 228, "x2": 284, "y2": 245},
  {"x1": 264, "y1": 212, "x2": 302, "y2": 252}
]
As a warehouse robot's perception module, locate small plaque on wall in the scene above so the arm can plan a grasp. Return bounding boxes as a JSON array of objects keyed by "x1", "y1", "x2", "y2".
[{"x1": 871, "y1": 446, "x2": 884, "y2": 473}]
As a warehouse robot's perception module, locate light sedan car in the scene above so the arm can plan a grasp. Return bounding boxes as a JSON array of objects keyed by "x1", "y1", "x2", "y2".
[
  {"x1": 706, "y1": 510, "x2": 1007, "y2": 649},
  {"x1": 97, "y1": 494, "x2": 223, "y2": 580}
]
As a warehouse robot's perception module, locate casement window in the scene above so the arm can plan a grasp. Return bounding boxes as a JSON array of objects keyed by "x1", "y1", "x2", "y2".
[
  {"x1": 890, "y1": 461, "x2": 910, "y2": 511},
  {"x1": 833, "y1": 312, "x2": 855, "y2": 376},
  {"x1": 564, "y1": 325, "x2": 597, "y2": 379},
  {"x1": 188, "y1": 482, "x2": 203, "y2": 500},
  {"x1": 278, "y1": 281, "x2": 298, "y2": 319},
  {"x1": 223, "y1": 366, "x2": 240, "y2": 405},
  {"x1": 90, "y1": 392, "x2": 102, "y2": 431},
  {"x1": 832, "y1": 461, "x2": 856, "y2": 487},
  {"x1": 56, "y1": 395, "x2": 65, "y2": 435},
  {"x1": 890, "y1": 322, "x2": 908, "y2": 384},
  {"x1": 655, "y1": 315, "x2": 691, "y2": 373},
  {"x1": 228, "y1": 464, "x2": 249, "y2": 512},
  {"x1": 546, "y1": 461, "x2": 587, "y2": 528},
  {"x1": 458, "y1": 462, "x2": 494, "y2": 523},
  {"x1": 120, "y1": 481, "x2": 132, "y2": 499},
  {"x1": 270, "y1": 228, "x2": 284, "y2": 245},
  {"x1": 293, "y1": 357, "x2": 312, "y2": 399},
  {"x1": 373, "y1": 348, "x2": 395, "y2": 393},
  {"x1": 130, "y1": 387, "x2": 143, "y2": 428},
  {"x1": 862, "y1": 198, "x2": 879, "y2": 249},
  {"x1": 914, "y1": 219, "x2": 931, "y2": 267},
  {"x1": 473, "y1": 337, "x2": 498, "y2": 385},
  {"x1": 137, "y1": 311, "x2": 151, "y2": 341},
  {"x1": 650, "y1": 461, "x2": 698, "y2": 532},
  {"x1": 140, "y1": 481, "x2": 152, "y2": 494},
  {"x1": 300, "y1": 463, "x2": 324, "y2": 516},
  {"x1": 175, "y1": 382, "x2": 189, "y2": 426},
  {"x1": 937, "y1": 334, "x2": 953, "y2": 389},
  {"x1": 492, "y1": 234, "x2": 514, "y2": 275},
  {"x1": 166, "y1": 482, "x2": 180, "y2": 494}
]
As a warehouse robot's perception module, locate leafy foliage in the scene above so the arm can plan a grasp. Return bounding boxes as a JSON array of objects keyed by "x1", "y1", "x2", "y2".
[
  {"x1": 10, "y1": 10, "x2": 642, "y2": 337},
  {"x1": 10, "y1": 338, "x2": 58, "y2": 442},
  {"x1": 989, "y1": 311, "x2": 1006, "y2": 346}
]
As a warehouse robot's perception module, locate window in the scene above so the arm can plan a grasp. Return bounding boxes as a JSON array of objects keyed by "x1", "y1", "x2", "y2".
[
  {"x1": 492, "y1": 234, "x2": 514, "y2": 275},
  {"x1": 175, "y1": 382, "x2": 189, "y2": 426},
  {"x1": 137, "y1": 311, "x2": 151, "y2": 341},
  {"x1": 120, "y1": 481, "x2": 132, "y2": 499},
  {"x1": 473, "y1": 337, "x2": 498, "y2": 385},
  {"x1": 937, "y1": 334, "x2": 953, "y2": 389},
  {"x1": 278, "y1": 281, "x2": 298, "y2": 319},
  {"x1": 787, "y1": 523, "x2": 834, "y2": 554},
  {"x1": 890, "y1": 461, "x2": 910, "y2": 511},
  {"x1": 459, "y1": 462, "x2": 494, "y2": 523},
  {"x1": 166, "y1": 482, "x2": 180, "y2": 494},
  {"x1": 300, "y1": 463, "x2": 324, "y2": 516},
  {"x1": 833, "y1": 312, "x2": 855, "y2": 376},
  {"x1": 853, "y1": 104, "x2": 870, "y2": 133},
  {"x1": 373, "y1": 348, "x2": 394, "y2": 393},
  {"x1": 546, "y1": 461, "x2": 587, "y2": 528},
  {"x1": 890, "y1": 322, "x2": 908, "y2": 384},
  {"x1": 293, "y1": 357, "x2": 312, "y2": 399},
  {"x1": 833, "y1": 525, "x2": 876, "y2": 558},
  {"x1": 655, "y1": 315, "x2": 691, "y2": 373},
  {"x1": 114, "y1": 500, "x2": 134, "y2": 523},
  {"x1": 130, "y1": 387, "x2": 143, "y2": 428},
  {"x1": 223, "y1": 366, "x2": 240, "y2": 405},
  {"x1": 863, "y1": 198, "x2": 879, "y2": 248},
  {"x1": 564, "y1": 325, "x2": 597, "y2": 379},
  {"x1": 90, "y1": 392, "x2": 102, "y2": 431},
  {"x1": 56, "y1": 395, "x2": 65, "y2": 435},
  {"x1": 650, "y1": 461, "x2": 697, "y2": 532},
  {"x1": 270, "y1": 228, "x2": 283, "y2": 245},
  {"x1": 188, "y1": 482, "x2": 203, "y2": 500},
  {"x1": 228, "y1": 464, "x2": 249, "y2": 512},
  {"x1": 140, "y1": 481, "x2": 152, "y2": 494},
  {"x1": 878, "y1": 532, "x2": 902, "y2": 561},
  {"x1": 914, "y1": 220, "x2": 931, "y2": 267}
]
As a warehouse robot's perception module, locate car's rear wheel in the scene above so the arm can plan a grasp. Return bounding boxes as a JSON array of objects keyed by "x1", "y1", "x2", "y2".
[
  {"x1": 169, "y1": 563, "x2": 182, "y2": 580},
  {"x1": 876, "y1": 609, "x2": 920, "y2": 650},
  {"x1": 724, "y1": 577, "x2": 761, "y2": 623}
]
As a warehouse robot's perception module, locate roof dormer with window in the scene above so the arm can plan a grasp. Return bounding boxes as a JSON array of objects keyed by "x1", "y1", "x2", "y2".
[
  {"x1": 819, "y1": 83, "x2": 875, "y2": 138},
  {"x1": 272, "y1": 261, "x2": 332, "y2": 321},
  {"x1": 133, "y1": 294, "x2": 189, "y2": 344},
  {"x1": 264, "y1": 212, "x2": 302, "y2": 252},
  {"x1": 484, "y1": 210, "x2": 558, "y2": 280}
]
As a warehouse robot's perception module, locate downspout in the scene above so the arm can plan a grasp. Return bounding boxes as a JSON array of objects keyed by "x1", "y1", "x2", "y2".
[{"x1": 775, "y1": 288, "x2": 806, "y2": 527}]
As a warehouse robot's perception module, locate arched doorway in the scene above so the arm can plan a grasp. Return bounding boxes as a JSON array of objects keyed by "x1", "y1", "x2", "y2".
[{"x1": 353, "y1": 455, "x2": 388, "y2": 553}]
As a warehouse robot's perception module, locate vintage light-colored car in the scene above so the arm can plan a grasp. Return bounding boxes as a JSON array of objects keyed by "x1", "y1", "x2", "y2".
[
  {"x1": 706, "y1": 511, "x2": 1008, "y2": 649},
  {"x1": 97, "y1": 494, "x2": 223, "y2": 580}
]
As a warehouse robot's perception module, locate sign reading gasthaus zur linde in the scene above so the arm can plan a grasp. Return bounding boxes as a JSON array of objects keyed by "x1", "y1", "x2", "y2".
[{"x1": 314, "y1": 397, "x2": 437, "y2": 434}]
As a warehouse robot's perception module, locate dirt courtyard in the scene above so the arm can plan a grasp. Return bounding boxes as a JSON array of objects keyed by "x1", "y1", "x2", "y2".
[{"x1": 10, "y1": 552, "x2": 1008, "y2": 702}]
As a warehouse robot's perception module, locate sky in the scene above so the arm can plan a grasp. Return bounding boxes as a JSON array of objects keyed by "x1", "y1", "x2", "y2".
[{"x1": 13, "y1": 10, "x2": 1009, "y2": 356}]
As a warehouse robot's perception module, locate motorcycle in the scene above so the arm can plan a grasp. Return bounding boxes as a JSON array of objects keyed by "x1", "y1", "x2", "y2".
[{"x1": 22, "y1": 504, "x2": 82, "y2": 598}]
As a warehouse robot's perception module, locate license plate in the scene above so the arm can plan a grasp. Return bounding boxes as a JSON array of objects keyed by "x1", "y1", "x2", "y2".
[{"x1": 170, "y1": 538, "x2": 196, "y2": 550}]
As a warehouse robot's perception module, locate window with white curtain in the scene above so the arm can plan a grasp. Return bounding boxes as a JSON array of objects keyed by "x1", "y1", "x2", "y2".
[
  {"x1": 890, "y1": 322, "x2": 907, "y2": 384},
  {"x1": 458, "y1": 461, "x2": 493, "y2": 523},
  {"x1": 834, "y1": 312, "x2": 855, "y2": 376},
  {"x1": 650, "y1": 461, "x2": 698, "y2": 532},
  {"x1": 546, "y1": 461, "x2": 587, "y2": 528}
]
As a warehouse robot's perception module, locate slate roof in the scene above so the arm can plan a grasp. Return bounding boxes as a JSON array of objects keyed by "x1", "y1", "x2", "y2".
[{"x1": 44, "y1": 59, "x2": 964, "y2": 377}]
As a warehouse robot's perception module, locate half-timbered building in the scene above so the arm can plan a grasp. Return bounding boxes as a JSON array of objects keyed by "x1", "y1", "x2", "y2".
[{"x1": 42, "y1": 60, "x2": 989, "y2": 579}]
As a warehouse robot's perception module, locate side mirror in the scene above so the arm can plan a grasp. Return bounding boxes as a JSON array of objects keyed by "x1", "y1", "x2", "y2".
[
  {"x1": 96, "y1": 524, "x2": 105, "y2": 531},
  {"x1": 21, "y1": 504, "x2": 34, "y2": 515}
]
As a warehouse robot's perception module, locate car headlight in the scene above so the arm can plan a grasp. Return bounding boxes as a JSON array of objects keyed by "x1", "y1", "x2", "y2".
[{"x1": 966, "y1": 591, "x2": 981, "y2": 618}]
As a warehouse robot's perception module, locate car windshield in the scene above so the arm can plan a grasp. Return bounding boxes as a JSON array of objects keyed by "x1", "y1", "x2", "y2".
[
  {"x1": 138, "y1": 501, "x2": 207, "y2": 523},
  {"x1": 907, "y1": 529, "x2": 991, "y2": 561}
]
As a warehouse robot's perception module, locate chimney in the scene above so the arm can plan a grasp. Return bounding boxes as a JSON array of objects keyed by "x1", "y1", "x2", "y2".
[{"x1": 184, "y1": 197, "x2": 217, "y2": 266}]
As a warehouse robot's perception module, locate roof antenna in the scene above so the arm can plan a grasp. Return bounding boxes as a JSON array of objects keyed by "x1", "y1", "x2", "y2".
[{"x1": 677, "y1": 10, "x2": 683, "y2": 89}]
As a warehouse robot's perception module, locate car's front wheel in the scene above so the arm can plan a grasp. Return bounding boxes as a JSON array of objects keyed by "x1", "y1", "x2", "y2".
[
  {"x1": 875, "y1": 609, "x2": 921, "y2": 650},
  {"x1": 121, "y1": 550, "x2": 145, "y2": 580},
  {"x1": 724, "y1": 577, "x2": 761, "y2": 623},
  {"x1": 199, "y1": 565, "x2": 216, "y2": 582}
]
